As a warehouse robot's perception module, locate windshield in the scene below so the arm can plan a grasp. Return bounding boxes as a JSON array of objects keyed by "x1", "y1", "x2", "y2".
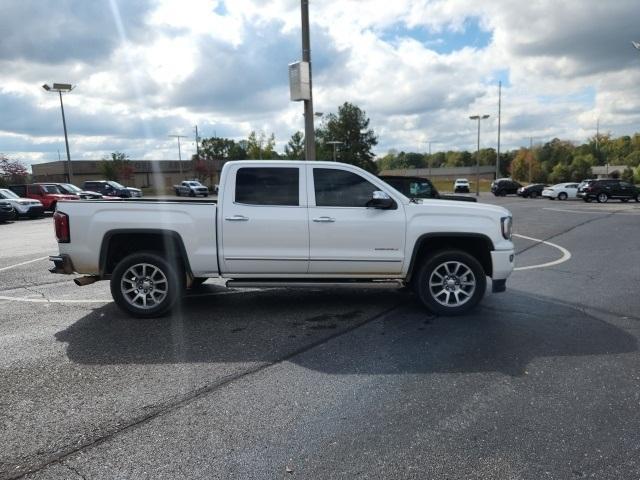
[
  {"x1": 188, "y1": 181, "x2": 202, "y2": 186},
  {"x1": 108, "y1": 181, "x2": 125, "y2": 189},
  {"x1": 42, "y1": 185, "x2": 62, "y2": 194},
  {"x1": 0, "y1": 189, "x2": 20, "y2": 199},
  {"x1": 61, "y1": 183, "x2": 82, "y2": 193}
]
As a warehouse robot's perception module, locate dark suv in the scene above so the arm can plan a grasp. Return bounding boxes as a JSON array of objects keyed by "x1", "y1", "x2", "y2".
[
  {"x1": 491, "y1": 178, "x2": 523, "y2": 196},
  {"x1": 83, "y1": 180, "x2": 142, "y2": 198},
  {"x1": 577, "y1": 179, "x2": 639, "y2": 203}
]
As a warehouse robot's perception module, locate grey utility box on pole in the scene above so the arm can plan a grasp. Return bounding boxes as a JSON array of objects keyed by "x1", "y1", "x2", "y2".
[{"x1": 288, "y1": 61, "x2": 311, "y2": 101}]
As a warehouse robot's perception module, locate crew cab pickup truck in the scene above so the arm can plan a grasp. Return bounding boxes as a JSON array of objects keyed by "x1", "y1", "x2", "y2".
[
  {"x1": 50, "y1": 161, "x2": 515, "y2": 318},
  {"x1": 174, "y1": 180, "x2": 209, "y2": 197}
]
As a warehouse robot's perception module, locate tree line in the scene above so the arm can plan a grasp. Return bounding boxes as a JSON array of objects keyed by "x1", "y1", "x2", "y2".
[
  {"x1": 3, "y1": 100, "x2": 640, "y2": 186},
  {"x1": 379, "y1": 134, "x2": 640, "y2": 184}
]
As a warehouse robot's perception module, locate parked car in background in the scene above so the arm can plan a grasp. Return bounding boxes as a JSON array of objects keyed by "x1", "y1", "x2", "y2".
[
  {"x1": 0, "y1": 188, "x2": 45, "y2": 218},
  {"x1": 49, "y1": 183, "x2": 107, "y2": 199},
  {"x1": 453, "y1": 178, "x2": 470, "y2": 193},
  {"x1": 542, "y1": 183, "x2": 579, "y2": 200},
  {"x1": 0, "y1": 200, "x2": 15, "y2": 222},
  {"x1": 8, "y1": 184, "x2": 79, "y2": 211},
  {"x1": 491, "y1": 178, "x2": 523, "y2": 196},
  {"x1": 83, "y1": 180, "x2": 142, "y2": 198},
  {"x1": 577, "y1": 179, "x2": 640, "y2": 203},
  {"x1": 380, "y1": 176, "x2": 477, "y2": 202},
  {"x1": 517, "y1": 183, "x2": 548, "y2": 198},
  {"x1": 174, "y1": 180, "x2": 209, "y2": 197}
]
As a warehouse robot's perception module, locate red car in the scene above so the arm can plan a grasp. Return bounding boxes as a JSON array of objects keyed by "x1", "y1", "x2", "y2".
[{"x1": 9, "y1": 184, "x2": 79, "y2": 211}]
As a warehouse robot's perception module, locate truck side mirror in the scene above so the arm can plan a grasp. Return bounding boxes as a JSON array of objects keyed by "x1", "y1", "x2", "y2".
[{"x1": 367, "y1": 191, "x2": 395, "y2": 209}]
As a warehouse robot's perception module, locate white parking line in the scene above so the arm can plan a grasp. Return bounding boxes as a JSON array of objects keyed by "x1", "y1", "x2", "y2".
[
  {"x1": 513, "y1": 233, "x2": 572, "y2": 271},
  {"x1": 543, "y1": 207, "x2": 640, "y2": 215},
  {"x1": 0, "y1": 257, "x2": 48, "y2": 273}
]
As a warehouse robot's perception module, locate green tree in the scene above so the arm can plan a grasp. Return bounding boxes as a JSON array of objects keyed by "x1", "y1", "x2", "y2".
[
  {"x1": 316, "y1": 102, "x2": 378, "y2": 173},
  {"x1": 285, "y1": 131, "x2": 305, "y2": 160},
  {"x1": 246, "y1": 131, "x2": 276, "y2": 160},
  {"x1": 621, "y1": 167, "x2": 634, "y2": 183},
  {"x1": 510, "y1": 148, "x2": 542, "y2": 182},
  {"x1": 100, "y1": 151, "x2": 131, "y2": 181}
]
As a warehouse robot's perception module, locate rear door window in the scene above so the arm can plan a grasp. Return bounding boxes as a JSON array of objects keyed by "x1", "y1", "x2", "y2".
[{"x1": 235, "y1": 167, "x2": 299, "y2": 206}]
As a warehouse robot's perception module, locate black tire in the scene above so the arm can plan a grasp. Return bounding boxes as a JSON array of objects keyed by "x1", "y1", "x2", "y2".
[
  {"x1": 635, "y1": 193, "x2": 640, "y2": 203},
  {"x1": 175, "y1": 190, "x2": 181, "y2": 197},
  {"x1": 110, "y1": 251, "x2": 182, "y2": 318},
  {"x1": 189, "y1": 190, "x2": 195, "y2": 197},
  {"x1": 414, "y1": 250, "x2": 487, "y2": 316},
  {"x1": 597, "y1": 192, "x2": 608, "y2": 203},
  {"x1": 204, "y1": 193, "x2": 209, "y2": 197},
  {"x1": 530, "y1": 191, "x2": 538, "y2": 199},
  {"x1": 49, "y1": 202, "x2": 57, "y2": 212},
  {"x1": 558, "y1": 192, "x2": 568, "y2": 201},
  {"x1": 584, "y1": 198, "x2": 591, "y2": 203}
]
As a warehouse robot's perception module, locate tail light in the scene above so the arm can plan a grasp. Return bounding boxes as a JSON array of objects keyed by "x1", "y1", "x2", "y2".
[{"x1": 53, "y1": 211, "x2": 70, "y2": 243}]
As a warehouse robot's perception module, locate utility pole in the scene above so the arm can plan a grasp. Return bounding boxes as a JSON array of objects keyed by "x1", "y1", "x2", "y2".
[
  {"x1": 470, "y1": 115, "x2": 490, "y2": 196},
  {"x1": 301, "y1": 0, "x2": 316, "y2": 160},
  {"x1": 169, "y1": 135, "x2": 187, "y2": 177},
  {"x1": 529, "y1": 137, "x2": 533, "y2": 183},
  {"x1": 194, "y1": 125, "x2": 200, "y2": 159},
  {"x1": 497, "y1": 81, "x2": 502, "y2": 180}
]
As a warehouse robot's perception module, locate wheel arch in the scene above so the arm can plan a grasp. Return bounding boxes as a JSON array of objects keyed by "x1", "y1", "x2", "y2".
[
  {"x1": 99, "y1": 229, "x2": 193, "y2": 280},
  {"x1": 406, "y1": 233, "x2": 494, "y2": 284}
]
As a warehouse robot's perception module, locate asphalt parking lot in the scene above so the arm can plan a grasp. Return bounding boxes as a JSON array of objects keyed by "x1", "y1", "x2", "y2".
[{"x1": 1, "y1": 195, "x2": 640, "y2": 480}]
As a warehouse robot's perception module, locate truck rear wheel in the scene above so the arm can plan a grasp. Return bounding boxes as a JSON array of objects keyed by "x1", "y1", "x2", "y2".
[
  {"x1": 110, "y1": 252, "x2": 181, "y2": 318},
  {"x1": 414, "y1": 250, "x2": 486, "y2": 316}
]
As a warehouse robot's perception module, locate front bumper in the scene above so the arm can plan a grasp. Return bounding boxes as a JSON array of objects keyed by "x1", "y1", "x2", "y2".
[
  {"x1": 49, "y1": 254, "x2": 75, "y2": 274},
  {"x1": 0, "y1": 208, "x2": 15, "y2": 221},
  {"x1": 491, "y1": 249, "x2": 515, "y2": 285},
  {"x1": 19, "y1": 206, "x2": 45, "y2": 217}
]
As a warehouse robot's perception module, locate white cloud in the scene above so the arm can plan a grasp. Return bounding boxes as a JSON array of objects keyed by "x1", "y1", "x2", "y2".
[{"x1": 1, "y1": 0, "x2": 639, "y2": 167}]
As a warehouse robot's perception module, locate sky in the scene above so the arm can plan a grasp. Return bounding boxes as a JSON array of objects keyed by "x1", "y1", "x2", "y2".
[{"x1": 1, "y1": 0, "x2": 640, "y2": 168}]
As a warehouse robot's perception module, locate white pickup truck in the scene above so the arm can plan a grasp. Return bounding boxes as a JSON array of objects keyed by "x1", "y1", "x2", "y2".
[
  {"x1": 173, "y1": 180, "x2": 209, "y2": 197},
  {"x1": 50, "y1": 161, "x2": 514, "y2": 318}
]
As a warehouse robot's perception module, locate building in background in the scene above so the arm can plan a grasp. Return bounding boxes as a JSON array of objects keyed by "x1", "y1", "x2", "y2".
[{"x1": 32, "y1": 159, "x2": 228, "y2": 190}]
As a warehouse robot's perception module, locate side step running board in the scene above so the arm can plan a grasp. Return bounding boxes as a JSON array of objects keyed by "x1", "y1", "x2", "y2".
[{"x1": 225, "y1": 280, "x2": 404, "y2": 289}]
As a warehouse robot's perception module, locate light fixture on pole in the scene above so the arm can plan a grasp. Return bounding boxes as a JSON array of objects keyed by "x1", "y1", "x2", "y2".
[
  {"x1": 42, "y1": 83, "x2": 75, "y2": 183},
  {"x1": 326, "y1": 141, "x2": 343, "y2": 162},
  {"x1": 469, "y1": 114, "x2": 490, "y2": 197},
  {"x1": 169, "y1": 135, "x2": 187, "y2": 177}
]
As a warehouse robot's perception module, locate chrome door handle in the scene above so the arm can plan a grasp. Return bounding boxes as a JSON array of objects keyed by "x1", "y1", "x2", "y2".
[
  {"x1": 313, "y1": 216, "x2": 335, "y2": 223},
  {"x1": 225, "y1": 215, "x2": 249, "y2": 222}
]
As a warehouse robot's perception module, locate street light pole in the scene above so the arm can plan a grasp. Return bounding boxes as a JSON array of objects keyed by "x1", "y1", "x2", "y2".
[
  {"x1": 301, "y1": 0, "x2": 316, "y2": 160},
  {"x1": 326, "y1": 141, "x2": 343, "y2": 161},
  {"x1": 470, "y1": 114, "x2": 490, "y2": 197},
  {"x1": 42, "y1": 83, "x2": 74, "y2": 183},
  {"x1": 496, "y1": 80, "x2": 502, "y2": 179}
]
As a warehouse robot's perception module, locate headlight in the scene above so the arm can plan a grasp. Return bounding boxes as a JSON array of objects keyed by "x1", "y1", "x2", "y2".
[{"x1": 501, "y1": 216, "x2": 513, "y2": 240}]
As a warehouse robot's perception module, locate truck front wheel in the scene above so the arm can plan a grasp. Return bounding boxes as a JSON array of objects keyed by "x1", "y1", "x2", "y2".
[
  {"x1": 110, "y1": 252, "x2": 181, "y2": 318},
  {"x1": 414, "y1": 250, "x2": 486, "y2": 316}
]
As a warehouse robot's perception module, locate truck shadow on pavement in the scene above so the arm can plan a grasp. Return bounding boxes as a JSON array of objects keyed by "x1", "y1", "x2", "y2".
[{"x1": 55, "y1": 287, "x2": 637, "y2": 377}]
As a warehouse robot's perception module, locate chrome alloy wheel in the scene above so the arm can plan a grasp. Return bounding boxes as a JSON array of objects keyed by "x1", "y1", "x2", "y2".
[
  {"x1": 120, "y1": 263, "x2": 168, "y2": 310},
  {"x1": 428, "y1": 261, "x2": 476, "y2": 308}
]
